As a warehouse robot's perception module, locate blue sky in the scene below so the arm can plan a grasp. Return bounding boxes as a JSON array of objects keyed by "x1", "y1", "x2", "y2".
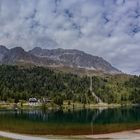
[{"x1": 0, "y1": 0, "x2": 140, "y2": 74}]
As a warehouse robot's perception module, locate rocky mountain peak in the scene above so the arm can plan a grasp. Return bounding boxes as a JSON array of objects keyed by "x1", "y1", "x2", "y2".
[
  {"x1": 0, "y1": 45, "x2": 122, "y2": 74},
  {"x1": 10, "y1": 47, "x2": 25, "y2": 54},
  {"x1": 29, "y1": 47, "x2": 121, "y2": 74}
]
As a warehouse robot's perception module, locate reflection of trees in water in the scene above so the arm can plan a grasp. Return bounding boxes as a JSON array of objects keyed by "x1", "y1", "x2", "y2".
[
  {"x1": 93, "y1": 107, "x2": 140, "y2": 124},
  {"x1": 1, "y1": 107, "x2": 140, "y2": 124},
  {"x1": 91, "y1": 108, "x2": 104, "y2": 134}
]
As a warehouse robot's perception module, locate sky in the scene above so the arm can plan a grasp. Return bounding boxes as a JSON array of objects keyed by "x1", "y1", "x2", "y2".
[{"x1": 0, "y1": 0, "x2": 140, "y2": 74}]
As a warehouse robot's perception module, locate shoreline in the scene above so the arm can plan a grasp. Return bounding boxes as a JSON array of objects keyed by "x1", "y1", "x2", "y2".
[
  {"x1": 85, "y1": 129, "x2": 140, "y2": 140},
  {"x1": 0, "y1": 131, "x2": 49, "y2": 140},
  {"x1": 0, "y1": 101, "x2": 138, "y2": 110},
  {"x1": 1, "y1": 129, "x2": 140, "y2": 140}
]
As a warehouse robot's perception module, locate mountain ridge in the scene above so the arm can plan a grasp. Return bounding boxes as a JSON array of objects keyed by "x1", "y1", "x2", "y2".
[
  {"x1": 0, "y1": 45, "x2": 122, "y2": 74},
  {"x1": 29, "y1": 47, "x2": 121, "y2": 74}
]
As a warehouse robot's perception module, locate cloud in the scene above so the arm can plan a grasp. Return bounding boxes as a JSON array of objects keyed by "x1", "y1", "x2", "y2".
[{"x1": 0, "y1": 0, "x2": 140, "y2": 74}]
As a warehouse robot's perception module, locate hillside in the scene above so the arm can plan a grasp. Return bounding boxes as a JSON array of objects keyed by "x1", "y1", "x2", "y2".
[
  {"x1": 0, "y1": 65, "x2": 138, "y2": 104},
  {"x1": 29, "y1": 47, "x2": 121, "y2": 74}
]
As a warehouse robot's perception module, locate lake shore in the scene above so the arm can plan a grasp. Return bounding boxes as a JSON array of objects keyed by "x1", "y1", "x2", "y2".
[
  {"x1": 0, "y1": 131, "x2": 49, "y2": 140},
  {"x1": 1, "y1": 129, "x2": 140, "y2": 140},
  {"x1": 85, "y1": 129, "x2": 140, "y2": 140},
  {"x1": 0, "y1": 101, "x2": 137, "y2": 110}
]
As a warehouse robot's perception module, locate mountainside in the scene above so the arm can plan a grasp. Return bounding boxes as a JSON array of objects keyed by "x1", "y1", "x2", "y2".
[
  {"x1": 29, "y1": 47, "x2": 121, "y2": 74},
  {"x1": 0, "y1": 45, "x2": 121, "y2": 74},
  {"x1": 0, "y1": 45, "x2": 9, "y2": 62},
  {"x1": 0, "y1": 65, "x2": 132, "y2": 104},
  {"x1": 0, "y1": 46, "x2": 60, "y2": 66}
]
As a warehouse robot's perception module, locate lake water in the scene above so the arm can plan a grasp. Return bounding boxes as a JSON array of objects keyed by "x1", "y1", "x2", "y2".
[{"x1": 0, "y1": 107, "x2": 140, "y2": 135}]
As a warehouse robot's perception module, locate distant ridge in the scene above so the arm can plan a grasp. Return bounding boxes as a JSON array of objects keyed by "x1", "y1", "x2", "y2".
[{"x1": 0, "y1": 45, "x2": 121, "y2": 74}]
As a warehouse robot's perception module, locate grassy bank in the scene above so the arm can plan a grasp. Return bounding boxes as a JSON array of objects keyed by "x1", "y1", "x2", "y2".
[{"x1": 0, "y1": 100, "x2": 131, "y2": 110}]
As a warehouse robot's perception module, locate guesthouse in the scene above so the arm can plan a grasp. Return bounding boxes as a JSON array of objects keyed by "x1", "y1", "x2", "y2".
[{"x1": 29, "y1": 98, "x2": 38, "y2": 105}]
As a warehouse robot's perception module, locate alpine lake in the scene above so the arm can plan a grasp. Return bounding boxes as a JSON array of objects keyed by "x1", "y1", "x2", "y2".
[{"x1": 0, "y1": 106, "x2": 140, "y2": 137}]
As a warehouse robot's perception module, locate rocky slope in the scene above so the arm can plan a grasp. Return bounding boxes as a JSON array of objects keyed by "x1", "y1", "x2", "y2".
[
  {"x1": 0, "y1": 45, "x2": 121, "y2": 74},
  {"x1": 29, "y1": 47, "x2": 121, "y2": 74}
]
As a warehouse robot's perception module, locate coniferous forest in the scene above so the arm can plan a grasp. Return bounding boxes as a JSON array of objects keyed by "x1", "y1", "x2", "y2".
[{"x1": 0, "y1": 65, "x2": 140, "y2": 104}]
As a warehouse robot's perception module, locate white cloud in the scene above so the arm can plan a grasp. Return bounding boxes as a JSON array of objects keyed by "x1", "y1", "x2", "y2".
[{"x1": 0, "y1": 0, "x2": 140, "y2": 74}]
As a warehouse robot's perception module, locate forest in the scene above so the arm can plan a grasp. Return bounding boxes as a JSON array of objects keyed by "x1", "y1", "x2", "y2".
[{"x1": 0, "y1": 65, "x2": 140, "y2": 105}]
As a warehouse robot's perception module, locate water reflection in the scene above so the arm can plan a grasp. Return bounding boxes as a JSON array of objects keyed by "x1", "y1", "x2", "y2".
[
  {"x1": 0, "y1": 107, "x2": 140, "y2": 124},
  {"x1": 0, "y1": 107, "x2": 140, "y2": 135}
]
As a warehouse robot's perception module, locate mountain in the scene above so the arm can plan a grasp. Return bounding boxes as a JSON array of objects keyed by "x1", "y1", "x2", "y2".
[
  {"x1": 0, "y1": 45, "x2": 9, "y2": 62},
  {"x1": 0, "y1": 45, "x2": 121, "y2": 74},
  {"x1": 29, "y1": 47, "x2": 121, "y2": 74},
  {"x1": 1, "y1": 46, "x2": 60, "y2": 66}
]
